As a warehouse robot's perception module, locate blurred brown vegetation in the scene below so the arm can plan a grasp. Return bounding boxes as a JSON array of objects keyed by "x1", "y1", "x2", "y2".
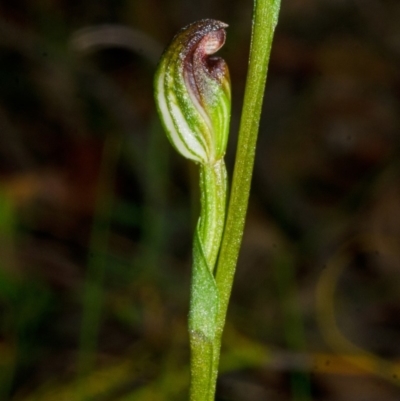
[{"x1": 0, "y1": 0, "x2": 400, "y2": 400}]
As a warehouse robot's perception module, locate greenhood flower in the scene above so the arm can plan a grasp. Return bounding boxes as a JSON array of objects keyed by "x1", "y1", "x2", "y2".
[{"x1": 154, "y1": 19, "x2": 231, "y2": 165}]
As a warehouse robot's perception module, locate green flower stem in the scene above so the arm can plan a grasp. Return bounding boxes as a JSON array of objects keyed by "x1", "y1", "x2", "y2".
[
  {"x1": 189, "y1": 160, "x2": 227, "y2": 401},
  {"x1": 215, "y1": 0, "x2": 281, "y2": 336}
]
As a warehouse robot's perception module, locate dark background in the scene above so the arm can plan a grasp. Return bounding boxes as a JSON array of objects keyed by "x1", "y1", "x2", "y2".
[{"x1": 0, "y1": 0, "x2": 400, "y2": 400}]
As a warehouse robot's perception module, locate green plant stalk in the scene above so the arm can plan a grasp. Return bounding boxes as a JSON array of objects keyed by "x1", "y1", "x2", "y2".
[
  {"x1": 189, "y1": 160, "x2": 227, "y2": 401},
  {"x1": 215, "y1": 0, "x2": 281, "y2": 338}
]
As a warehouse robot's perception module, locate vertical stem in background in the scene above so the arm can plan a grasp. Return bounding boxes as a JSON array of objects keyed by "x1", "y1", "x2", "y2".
[
  {"x1": 273, "y1": 251, "x2": 312, "y2": 401},
  {"x1": 215, "y1": 0, "x2": 281, "y2": 335},
  {"x1": 0, "y1": 193, "x2": 17, "y2": 401},
  {"x1": 78, "y1": 134, "x2": 121, "y2": 396},
  {"x1": 140, "y1": 117, "x2": 169, "y2": 278}
]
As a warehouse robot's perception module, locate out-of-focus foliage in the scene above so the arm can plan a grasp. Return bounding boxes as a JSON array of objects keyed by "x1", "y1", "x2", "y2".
[{"x1": 0, "y1": 0, "x2": 400, "y2": 400}]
